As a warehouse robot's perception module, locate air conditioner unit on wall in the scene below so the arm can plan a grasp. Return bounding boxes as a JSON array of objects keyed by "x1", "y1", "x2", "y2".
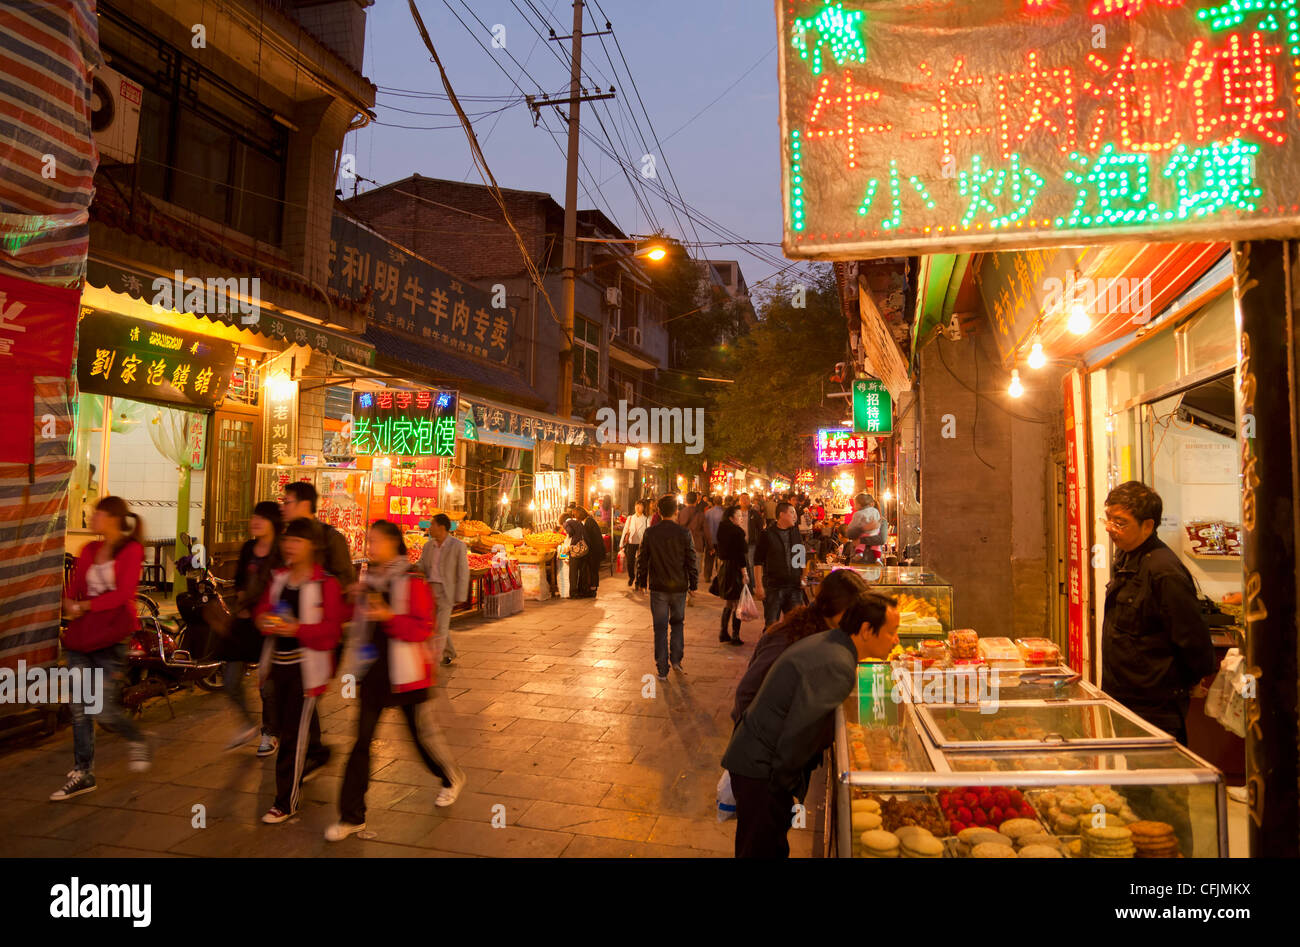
[
  {"x1": 91, "y1": 65, "x2": 143, "y2": 164},
  {"x1": 625, "y1": 326, "x2": 641, "y2": 347},
  {"x1": 605, "y1": 286, "x2": 622, "y2": 307}
]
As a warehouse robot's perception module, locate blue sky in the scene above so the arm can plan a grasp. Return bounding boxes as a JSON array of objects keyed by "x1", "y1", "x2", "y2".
[{"x1": 343, "y1": 0, "x2": 789, "y2": 286}]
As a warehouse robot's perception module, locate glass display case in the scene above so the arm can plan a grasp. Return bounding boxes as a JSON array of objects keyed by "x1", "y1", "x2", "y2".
[
  {"x1": 256, "y1": 464, "x2": 371, "y2": 560},
  {"x1": 832, "y1": 661, "x2": 1228, "y2": 859},
  {"x1": 808, "y1": 564, "x2": 954, "y2": 645}
]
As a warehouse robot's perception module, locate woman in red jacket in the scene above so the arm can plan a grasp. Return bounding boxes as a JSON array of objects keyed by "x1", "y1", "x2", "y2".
[
  {"x1": 327, "y1": 520, "x2": 465, "y2": 841},
  {"x1": 51, "y1": 496, "x2": 151, "y2": 801},
  {"x1": 254, "y1": 517, "x2": 346, "y2": 824}
]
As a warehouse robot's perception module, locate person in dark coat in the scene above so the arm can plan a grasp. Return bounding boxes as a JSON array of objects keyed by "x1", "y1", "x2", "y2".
[
  {"x1": 730, "y1": 568, "x2": 869, "y2": 725},
  {"x1": 723, "y1": 591, "x2": 899, "y2": 858},
  {"x1": 710, "y1": 505, "x2": 751, "y2": 646},
  {"x1": 221, "y1": 501, "x2": 284, "y2": 754},
  {"x1": 563, "y1": 517, "x2": 591, "y2": 598},
  {"x1": 579, "y1": 506, "x2": 606, "y2": 596}
]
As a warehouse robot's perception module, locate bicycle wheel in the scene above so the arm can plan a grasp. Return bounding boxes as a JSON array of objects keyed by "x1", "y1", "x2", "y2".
[{"x1": 135, "y1": 594, "x2": 160, "y2": 622}]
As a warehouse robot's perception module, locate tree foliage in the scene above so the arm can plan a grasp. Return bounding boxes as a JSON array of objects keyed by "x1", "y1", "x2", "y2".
[{"x1": 706, "y1": 265, "x2": 846, "y2": 475}]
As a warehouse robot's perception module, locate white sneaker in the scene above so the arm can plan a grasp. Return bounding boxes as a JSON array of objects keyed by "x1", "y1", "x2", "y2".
[
  {"x1": 324, "y1": 821, "x2": 367, "y2": 842},
  {"x1": 127, "y1": 740, "x2": 152, "y2": 773},
  {"x1": 435, "y1": 773, "x2": 466, "y2": 807}
]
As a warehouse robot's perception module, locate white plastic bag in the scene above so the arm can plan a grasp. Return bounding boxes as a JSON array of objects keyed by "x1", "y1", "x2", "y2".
[
  {"x1": 1205, "y1": 648, "x2": 1248, "y2": 738},
  {"x1": 736, "y1": 584, "x2": 762, "y2": 623},
  {"x1": 716, "y1": 770, "x2": 736, "y2": 822}
]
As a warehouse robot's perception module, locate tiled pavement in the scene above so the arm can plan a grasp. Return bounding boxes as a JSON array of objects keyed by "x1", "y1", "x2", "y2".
[{"x1": 0, "y1": 574, "x2": 816, "y2": 858}]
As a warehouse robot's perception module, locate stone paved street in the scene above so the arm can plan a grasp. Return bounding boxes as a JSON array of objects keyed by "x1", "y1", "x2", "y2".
[{"x1": 0, "y1": 574, "x2": 815, "y2": 858}]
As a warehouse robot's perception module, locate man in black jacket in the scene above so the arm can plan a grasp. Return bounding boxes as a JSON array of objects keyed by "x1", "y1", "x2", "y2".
[
  {"x1": 723, "y1": 591, "x2": 899, "y2": 858},
  {"x1": 281, "y1": 482, "x2": 357, "y2": 590},
  {"x1": 635, "y1": 494, "x2": 699, "y2": 679},
  {"x1": 1101, "y1": 481, "x2": 1216, "y2": 745},
  {"x1": 754, "y1": 501, "x2": 805, "y2": 628}
]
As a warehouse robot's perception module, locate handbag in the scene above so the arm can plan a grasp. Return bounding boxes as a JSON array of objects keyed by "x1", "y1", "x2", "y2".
[
  {"x1": 736, "y1": 583, "x2": 762, "y2": 622},
  {"x1": 569, "y1": 539, "x2": 588, "y2": 559}
]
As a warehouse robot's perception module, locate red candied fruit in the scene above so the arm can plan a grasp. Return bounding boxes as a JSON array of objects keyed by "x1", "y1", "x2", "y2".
[
  {"x1": 972, "y1": 810, "x2": 988, "y2": 826},
  {"x1": 988, "y1": 806, "x2": 1003, "y2": 824},
  {"x1": 957, "y1": 806, "x2": 973, "y2": 823}
]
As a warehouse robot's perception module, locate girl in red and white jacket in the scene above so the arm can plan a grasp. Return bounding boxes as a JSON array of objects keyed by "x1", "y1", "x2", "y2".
[
  {"x1": 52, "y1": 497, "x2": 150, "y2": 801},
  {"x1": 254, "y1": 517, "x2": 346, "y2": 824},
  {"x1": 326, "y1": 520, "x2": 465, "y2": 841}
]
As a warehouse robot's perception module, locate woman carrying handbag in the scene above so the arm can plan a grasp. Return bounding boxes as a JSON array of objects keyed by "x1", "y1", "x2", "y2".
[
  {"x1": 563, "y1": 517, "x2": 591, "y2": 598},
  {"x1": 52, "y1": 496, "x2": 151, "y2": 801},
  {"x1": 710, "y1": 504, "x2": 752, "y2": 646}
]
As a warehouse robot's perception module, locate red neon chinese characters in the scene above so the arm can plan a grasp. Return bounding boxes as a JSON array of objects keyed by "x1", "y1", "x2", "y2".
[
  {"x1": 1083, "y1": 46, "x2": 1183, "y2": 152},
  {"x1": 807, "y1": 70, "x2": 891, "y2": 169},
  {"x1": 1180, "y1": 31, "x2": 1287, "y2": 146},
  {"x1": 995, "y1": 52, "x2": 1078, "y2": 158},
  {"x1": 1089, "y1": 0, "x2": 1188, "y2": 17},
  {"x1": 909, "y1": 58, "x2": 991, "y2": 158},
  {"x1": 415, "y1": 390, "x2": 432, "y2": 410}
]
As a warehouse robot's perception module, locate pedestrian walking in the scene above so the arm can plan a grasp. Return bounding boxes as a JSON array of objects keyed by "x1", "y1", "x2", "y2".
[
  {"x1": 418, "y1": 513, "x2": 469, "y2": 666},
  {"x1": 563, "y1": 516, "x2": 592, "y2": 598},
  {"x1": 1100, "y1": 481, "x2": 1216, "y2": 745},
  {"x1": 579, "y1": 506, "x2": 607, "y2": 595},
  {"x1": 635, "y1": 494, "x2": 699, "y2": 679},
  {"x1": 52, "y1": 497, "x2": 151, "y2": 800},
  {"x1": 279, "y1": 482, "x2": 358, "y2": 589},
  {"x1": 327, "y1": 521, "x2": 465, "y2": 841},
  {"x1": 730, "y1": 568, "x2": 869, "y2": 725},
  {"x1": 722, "y1": 591, "x2": 899, "y2": 857},
  {"x1": 254, "y1": 518, "x2": 346, "y2": 824},
  {"x1": 220, "y1": 500, "x2": 283, "y2": 754},
  {"x1": 704, "y1": 494, "x2": 725, "y2": 583},
  {"x1": 753, "y1": 501, "x2": 806, "y2": 628},
  {"x1": 620, "y1": 500, "x2": 649, "y2": 589},
  {"x1": 737, "y1": 493, "x2": 765, "y2": 573},
  {"x1": 677, "y1": 491, "x2": 709, "y2": 579},
  {"x1": 710, "y1": 504, "x2": 751, "y2": 646}
]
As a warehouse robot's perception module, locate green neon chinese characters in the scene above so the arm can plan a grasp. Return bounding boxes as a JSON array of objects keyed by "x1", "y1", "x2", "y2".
[{"x1": 790, "y1": 2, "x2": 868, "y2": 77}]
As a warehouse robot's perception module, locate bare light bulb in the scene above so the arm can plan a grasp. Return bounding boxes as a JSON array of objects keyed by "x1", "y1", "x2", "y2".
[
  {"x1": 1008, "y1": 368, "x2": 1025, "y2": 398},
  {"x1": 500, "y1": 494, "x2": 509, "y2": 506},
  {"x1": 444, "y1": 481, "x2": 454, "y2": 494},
  {"x1": 1067, "y1": 303, "x2": 1091, "y2": 335},
  {"x1": 1027, "y1": 341, "x2": 1047, "y2": 370}
]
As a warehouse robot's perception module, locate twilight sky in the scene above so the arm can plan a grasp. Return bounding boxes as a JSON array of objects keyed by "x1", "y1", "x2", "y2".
[{"x1": 342, "y1": 0, "x2": 793, "y2": 289}]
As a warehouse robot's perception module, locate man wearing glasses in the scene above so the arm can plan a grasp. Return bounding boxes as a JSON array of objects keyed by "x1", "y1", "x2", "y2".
[{"x1": 1100, "y1": 481, "x2": 1215, "y2": 746}]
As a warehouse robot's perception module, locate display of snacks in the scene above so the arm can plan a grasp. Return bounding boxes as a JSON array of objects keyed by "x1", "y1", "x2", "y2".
[
  {"x1": 1128, "y1": 821, "x2": 1181, "y2": 858},
  {"x1": 466, "y1": 553, "x2": 496, "y2": 571},
  {"x1": 937, "y1": 786, "x2": 1038, "y2": 835},
  {"x1": 977, "y1": 636, "x2": 1021, "y2": 668},
  {"x1": 921, "y1": 640, "x2": 949, "y2": 665},
  {"x1": 458, "y1": 520, "x2": 492, "y2": 536},
  {"x1": 1081, "y1": 825, "x2": 1136, "y2": 858},
  {"x1": 863, "y1": 793, "x2": 950, "y2": 837},
  {"x1": 484, "y1": 533, "x2": 523, "y2": 546},
  {"x1": 1029, "y1": 786, "x2": 1143, "y2": 838},
  {"x1": 1016, "y1": 637, "x2": 1061, "y2": 667},
  {"x1": 525, "y1": 531, "x2": 565, "y2": 547},
  {"x1": 948, "y1": 629, "x2": 979, "y2": 659}
]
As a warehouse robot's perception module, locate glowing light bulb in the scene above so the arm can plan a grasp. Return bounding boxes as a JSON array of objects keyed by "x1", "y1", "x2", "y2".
[
  {"x1": 601, "y1": 476, "x2": 614, "y2": 490},
  {"x1": 528, "y1": 501, "x2": 536, "y2": 511},
  {"x1": 882, "y1": 489, "x2": 893, "y2": 501},
  {"x1": 500, "y1": 494, "x2": 509, "y2": 506},
  {"x1": 1008, "y1": 369, "x2": 1025, "y2": 398},
  {"x1": 1067, "y1": 303, "x2": 1091, "y2": 335},
  {"x1": 676, "y1": 494, "x2": 684, "y2": 505},
  {"x1": 444, "y1": 481, "x2": 454, "y2": 494},
  {"x1": 1028, "y1": 341, "x2": 1047, "y2": 370}
]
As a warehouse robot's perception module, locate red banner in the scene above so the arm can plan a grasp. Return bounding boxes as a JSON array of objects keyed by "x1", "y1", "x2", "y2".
[
  {"x1": 0, "y1": 270, "x2": 79, "y2": 374},
  {"x1": 1063, "y1": 370, "x2": 1089, "y2": 674}
]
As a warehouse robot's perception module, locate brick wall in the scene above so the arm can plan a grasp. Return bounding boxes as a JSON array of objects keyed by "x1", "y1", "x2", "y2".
[
  {"x1": 298, "y1": 351, "x2": 330, "y2": 456},
  {"x1": 919, "y1": 332, "x2": 1063, "y2": 638}
]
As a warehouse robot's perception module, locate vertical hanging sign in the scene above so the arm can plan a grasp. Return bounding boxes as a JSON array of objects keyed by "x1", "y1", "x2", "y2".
[
  {"x1": 1063, "y1": 369, "x2": 1089, "y2": 676},
  {"x1": 852, "y1": 377, "x2": 893, "y2": 435},
  {"x1": 263, "y1": 374, "x2": 299, "y2": 465}
]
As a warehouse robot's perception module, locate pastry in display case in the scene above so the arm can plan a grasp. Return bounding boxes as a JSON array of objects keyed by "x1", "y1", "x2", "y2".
[
  {"x1": 832, "y1": 658, "x2": 1228, "y2": 859},
  {"x1": 808, "y1": 565, "x2": 953, "y2": 645}
]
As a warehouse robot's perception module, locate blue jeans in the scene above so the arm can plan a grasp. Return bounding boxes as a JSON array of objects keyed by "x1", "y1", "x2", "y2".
[
  {"x1": 66, "y1": 644, "x2": 143, "y2": 774},
  {"x1": 763, "y1": 585, "x2": 803, "y2": 629},
  {"x1": 649, "y1": 591, "x2": 687, "y2": 676}
]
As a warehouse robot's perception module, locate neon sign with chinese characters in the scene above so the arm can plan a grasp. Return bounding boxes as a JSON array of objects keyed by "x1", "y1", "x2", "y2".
[
  {"x1": 353, "y1": 388, "x2": 459, "y2": 458},
  {"x1": 816, "y1": 428, "x2": 870, "y2": 465},
  {"x1": 779, "y1": 0, "x2": 1300, "y2": 257}
]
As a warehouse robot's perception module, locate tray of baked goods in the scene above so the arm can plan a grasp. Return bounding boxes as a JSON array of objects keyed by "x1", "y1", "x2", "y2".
[
  {"x1": 851, "y1": 792, "x2": 950, "y2": 859},
  {"x1": 1027, "y1": 786, "x2": 1185, "y2": 858},
  {"x1": 936, "y1": 786, "x2": 1067, "y2": 858}
]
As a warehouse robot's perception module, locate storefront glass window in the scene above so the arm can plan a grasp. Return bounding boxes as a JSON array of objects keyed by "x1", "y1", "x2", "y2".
[{"x1": 1178, "y1": 294, "x2": 1237, "y2": 376}]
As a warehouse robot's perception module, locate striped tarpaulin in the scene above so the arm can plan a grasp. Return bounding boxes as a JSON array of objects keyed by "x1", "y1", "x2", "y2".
[
  {"x1": 0, "y1": 0, "x2": 97, "y2": 673},
  {"x1": 0, "y1": 0, "x2": 100, "y2": 287}
]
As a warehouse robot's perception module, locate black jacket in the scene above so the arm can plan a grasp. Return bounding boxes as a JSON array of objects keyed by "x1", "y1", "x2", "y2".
[
  {"x1": 582, "y1": 516, "x2": 605, "y2": 564},
  {"x1": 1102, "y1": 534, "x2": 1216, "y2": 717},
  {"x1": 754, "y1": 522, "x2": 804, "y2": 589},
  {"x1": 715, "y1": 519, "x2": 748, "y2": 566},
  {"x1": 738, "y1": 505, "x2": 765, "y2": 546},
  {"x1": 722, "y1": 627, "x2": 858, "y2": 798},
  {"x1": 635, "y1": 519, "x2": 699, "y2": 593}
]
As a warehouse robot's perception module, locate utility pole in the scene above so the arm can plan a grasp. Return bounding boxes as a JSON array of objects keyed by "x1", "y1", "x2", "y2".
[{"x1": 558, "y1": 0, "x2": 585, "y2": 431}]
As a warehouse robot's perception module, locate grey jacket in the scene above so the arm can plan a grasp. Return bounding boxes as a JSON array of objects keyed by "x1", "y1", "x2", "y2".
[
  {"x1": 721, "y1": 628, "x2": 858, "y2": 798},
  {"x1": 419, "y1": 533, "x2": 470, "y2": 605}
]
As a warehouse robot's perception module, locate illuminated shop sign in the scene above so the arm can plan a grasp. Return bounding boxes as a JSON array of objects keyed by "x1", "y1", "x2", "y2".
[
  {"x1": 817, "y1": 428, "x2": 869, "y2": 465},
  {"x1": 353, "y1": 388, "x2": 459, "y2": 457},
  {"x1": 852, "y1": 377, "x2": 892, "y2": 435},
  {"x1": 779, "y1": 0, "x2": 1300, "y2": 258}
]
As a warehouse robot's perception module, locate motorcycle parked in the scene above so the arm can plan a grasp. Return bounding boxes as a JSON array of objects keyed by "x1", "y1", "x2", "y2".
[{"x1": 122, "y1": 534, "x2": 229, "y2": 712}]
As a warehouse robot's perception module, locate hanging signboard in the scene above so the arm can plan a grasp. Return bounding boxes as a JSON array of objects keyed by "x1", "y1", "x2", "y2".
[
  {"x1": 353, "y1": 388, "x2": 459, "y2": 458},
  {"x1": 78, "y1": 311, "x2": 238, "y2": 410},
  {"x1": 1063, "y1": 369, "x2": 1090, "y2": 675},
  {"x1": 817, "y1": 428, "x2": 869, "y2": 465},
  {"x1": 852, "y1": 377, "x2": 893, "y2": 435},
  {"x1": 778, "y1": 0, "x2": 1300, "y2": 259},
  {"x1": 263, "y1": 375, "x2": 299, "y2": 465},
  {"x1": 330, "y1": 214, "x2": 515, "y2": 364},
  {"x1": 187, "y1": 414, "x2": 207, "y2": 470}
]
